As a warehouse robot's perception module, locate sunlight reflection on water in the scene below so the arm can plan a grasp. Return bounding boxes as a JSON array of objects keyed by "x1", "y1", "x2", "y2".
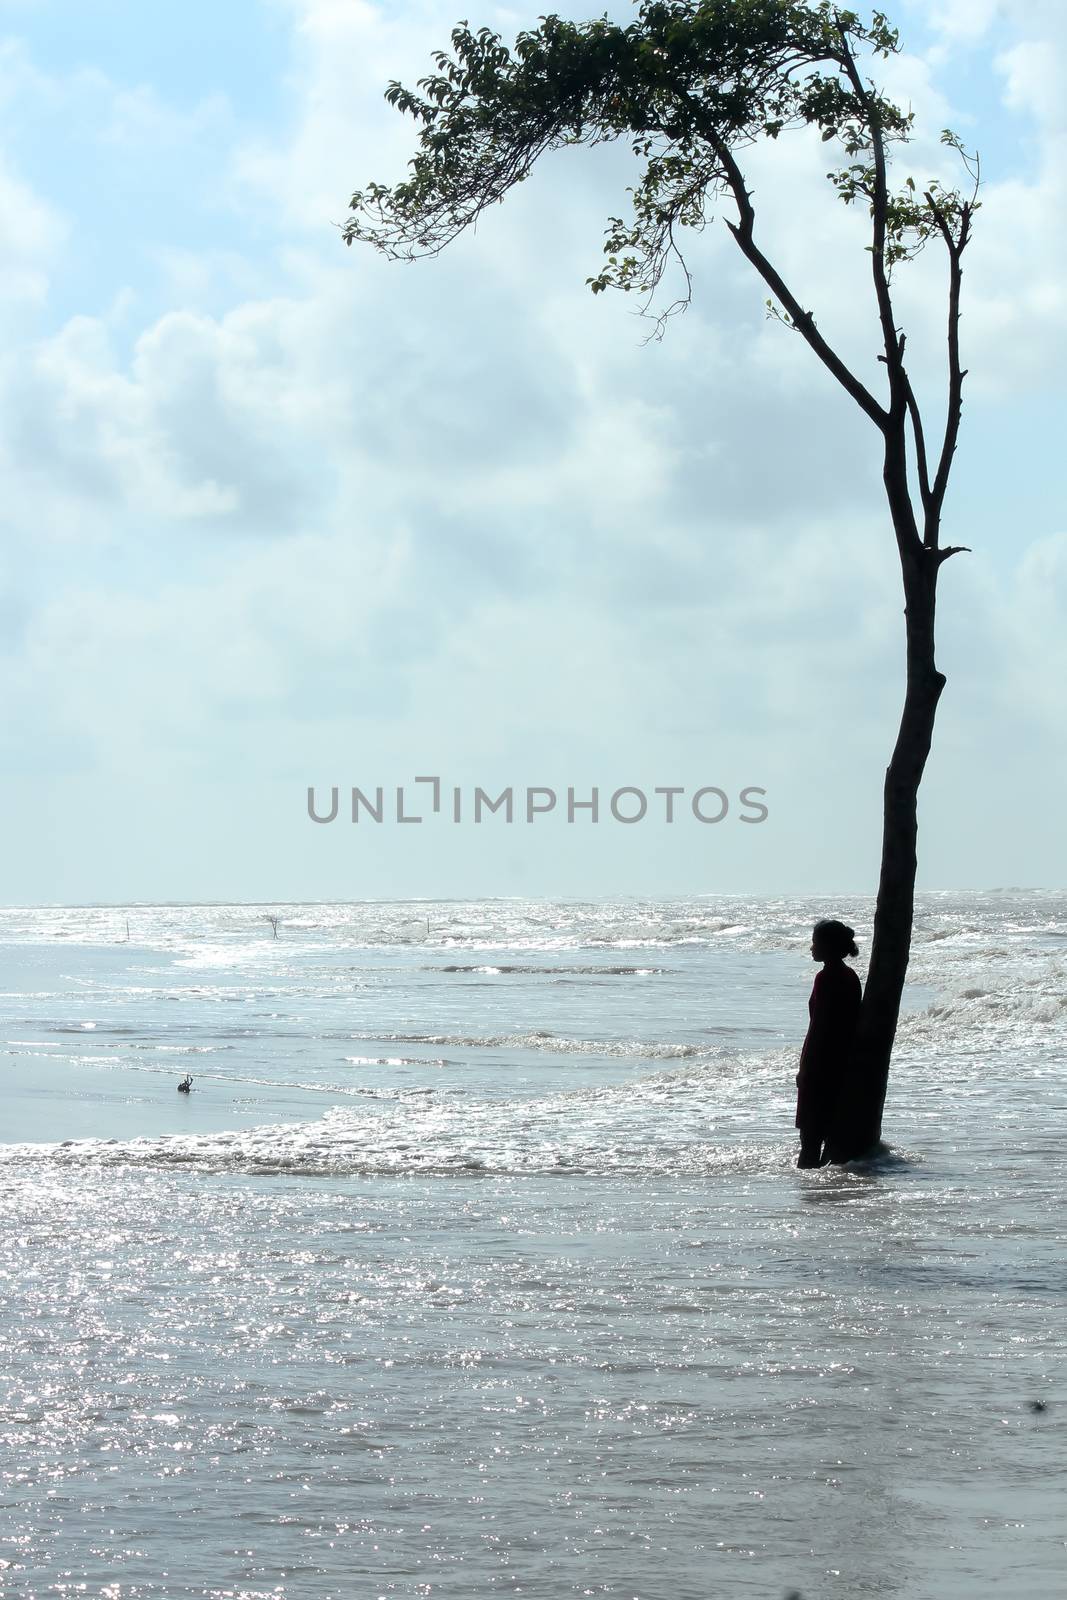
[{"x1": 1, "y1": 892, "x2": 1064, "y2": 1597}]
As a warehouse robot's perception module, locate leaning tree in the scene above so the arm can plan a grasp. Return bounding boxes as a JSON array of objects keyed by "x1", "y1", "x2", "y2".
[{"x1": 343, "y1": 0, "x2": 978, "y2": 1159}]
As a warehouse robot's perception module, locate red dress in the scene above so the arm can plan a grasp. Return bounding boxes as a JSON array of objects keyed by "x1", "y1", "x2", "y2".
[{"x1": 795, "y1": 961, "x2": 862, "y2": 1133}]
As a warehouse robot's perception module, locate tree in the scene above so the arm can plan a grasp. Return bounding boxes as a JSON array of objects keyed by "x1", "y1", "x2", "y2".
[{"x1": 343, "y1": 0, "x2": 979, "y2": 1159}]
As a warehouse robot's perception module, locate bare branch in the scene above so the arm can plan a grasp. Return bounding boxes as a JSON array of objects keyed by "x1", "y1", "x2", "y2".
[
  {"x1": 927, "y1": 195, "x2": 971, "y2": 524},
  {"x1": 901, "y1": 365, "x2": 933, "y2": 520},
  {"x1": 711, "y1": 134, "x2": 889, "y2": 432},
  {"x1": 834, "y1": 23, "x2": 904, "y2": 394},
  {"x1": 635, "y1": 217, "x2": 696, "y2": 344}
]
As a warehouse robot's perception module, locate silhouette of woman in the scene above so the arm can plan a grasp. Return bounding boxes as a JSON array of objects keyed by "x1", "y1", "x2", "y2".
[{"x1": 795, "y1": 919, "x2": 862, "y2": 1168}]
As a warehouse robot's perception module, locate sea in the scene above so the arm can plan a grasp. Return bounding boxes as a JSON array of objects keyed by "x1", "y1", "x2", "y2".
[{"x1": 0, "y1": 891, "x2": 1064, "y2": 1600}]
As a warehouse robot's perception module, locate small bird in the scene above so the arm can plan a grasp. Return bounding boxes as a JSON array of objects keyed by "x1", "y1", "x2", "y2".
[
  {"x1": 177, "y1": 1075, "x2": 193, "y2": 1094},
  {"x1": 1028, "y1": 1399, "x2": 1048, "y2": 1413}
]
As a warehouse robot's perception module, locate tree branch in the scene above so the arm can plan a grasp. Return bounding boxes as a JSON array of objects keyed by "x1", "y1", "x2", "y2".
[
  {"x1": 835, "y1": 24, "x2": 904, "y2": 398},
  {"x1": 901, "y1": 364, "x2": 933, "y2": 521},
  {"x1": 928, "y1": 197, "x2": 972, "y2": 526},
  {"x1": 711, "y1": 135, "x2": 889, "y2": 432},
  {"x1": 834, "y1": 28, "x2": 924, "y2": 556}
]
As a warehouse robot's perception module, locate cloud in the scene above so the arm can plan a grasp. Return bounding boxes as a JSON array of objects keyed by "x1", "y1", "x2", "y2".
[
  {"x1": 0, "y1": 150, "x2": 65, "y2": 314},
  {"x1": 0, "y1": 0, "x2": 1064, "y2": 894},
  {"x1": 997, "y1": 41, "x2": 1060, "y2": 125},
  {"x1": 923, "y1": 0, "x2": 1004, "y2": 44}
]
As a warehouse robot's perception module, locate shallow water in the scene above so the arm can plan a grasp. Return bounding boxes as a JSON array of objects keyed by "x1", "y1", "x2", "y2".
[{"x1": 1, "y1": 893, "x2": 1064, "y2": 1598}]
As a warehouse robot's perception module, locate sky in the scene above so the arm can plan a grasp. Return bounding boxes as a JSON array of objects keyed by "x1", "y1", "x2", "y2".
[{"x1": 0, "y1": 0, "x2": 1064, "y2": 903}]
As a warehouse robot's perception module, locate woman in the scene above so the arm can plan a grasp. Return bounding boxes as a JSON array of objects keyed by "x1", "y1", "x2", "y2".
[{"x1": 795, "y1": 919, "x2": 862, "y2": 1168}]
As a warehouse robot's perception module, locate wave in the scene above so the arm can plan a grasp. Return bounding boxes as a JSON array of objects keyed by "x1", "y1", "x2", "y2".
[
  {"x1": 324, "y1": 1029, "x2": 707, "y2": 1059},
  {"x1": 430, "y1": 964, "x2": 666, "y2": 976},
  {"x1": 0, "y1": 1073, "x2": 920, "y2": 1180},
  {"x1": 0, "y1": 1043, "x2": 832, "y2": 1180},
  {"x1": 0, "y1": 1118, "x2": 793, "y2": 1181},
  {"x1": 2, "y1": 891, "x2": 1064, "y2": 957},
  {"x1": 342, "y1": 1054, "x2": 451, "y2": 1068},
  {"x1": 896, "y1": 965, "x2": 1067, "y2": 1047}
]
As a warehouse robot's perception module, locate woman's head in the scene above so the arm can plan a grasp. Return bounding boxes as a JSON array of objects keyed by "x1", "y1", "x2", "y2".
[{"x1": 811, "y1": 918, "x2": 859, "y2": 961}]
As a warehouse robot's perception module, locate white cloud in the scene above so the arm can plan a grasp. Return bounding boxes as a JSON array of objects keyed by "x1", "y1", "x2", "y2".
[
  {"x1": 0, "y1": 152, "x2": 65, "y2": 312},
  {"x1": 997, "y1": 40, "x2": 1061, "y2": 125},
  {"x1": 235, "y1": 0, "x2": 440, "y2": 231},
  {"x1": 0, "y1": 0, "x2": 1064, "y2": 893},
  {"x1": 923, "y1": 0, "x2": 1003, "y2": 43}
]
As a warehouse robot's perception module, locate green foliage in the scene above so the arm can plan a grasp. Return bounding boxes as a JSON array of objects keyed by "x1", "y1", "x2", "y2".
[
  {"x1": 346, "y1": 0, "x2": 977, "y2": 355},
  {"x1": 826, "y1": 127, "x2": 979, "y2": 278}
]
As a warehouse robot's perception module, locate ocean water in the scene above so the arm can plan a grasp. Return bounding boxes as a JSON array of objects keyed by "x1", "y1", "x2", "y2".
[{"x1": 0, "y1": 892, "x2": 1064, "y2": 1599}]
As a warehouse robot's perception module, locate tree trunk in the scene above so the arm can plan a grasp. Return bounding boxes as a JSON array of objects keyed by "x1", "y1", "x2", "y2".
[{"x1": 831, "y1": 545, "x2": 946, "y2": 1160}]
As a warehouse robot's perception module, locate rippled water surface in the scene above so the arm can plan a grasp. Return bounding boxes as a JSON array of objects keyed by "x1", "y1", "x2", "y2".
[{"x1": 1, "y1": 893, "x2": 1064, "y2": 1598}]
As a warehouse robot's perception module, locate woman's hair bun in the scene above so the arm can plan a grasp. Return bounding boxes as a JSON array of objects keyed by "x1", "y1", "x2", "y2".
[{"x1": 813, "y1": 918, "x2": 859, "y2": 959}]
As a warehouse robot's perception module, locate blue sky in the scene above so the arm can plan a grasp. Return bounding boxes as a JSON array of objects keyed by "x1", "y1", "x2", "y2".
[{"x1": 1, "y1": 0, "x2": 1064, "y2": 902}]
